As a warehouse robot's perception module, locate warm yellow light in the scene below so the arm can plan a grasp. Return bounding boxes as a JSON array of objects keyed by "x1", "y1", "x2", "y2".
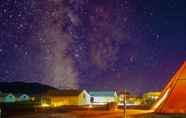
[
  {"x1": 152, "y1": 88, "x2": 170, "y2": 111},
  {"x1": 54, "y1": 104, "x2": 57, "y2": 107},
  {"x1": 114, "y1": 107, "x2": 118, "y2": 111},
  {"x1": 41, "y1": 103, "x2": 50, "y2": 107},
  {"x1": 52, "y1": 102, "x2": 63, "y2": 107},
  {"x1": 89, "y1": 104, "x2": 93, "y2": 108}
]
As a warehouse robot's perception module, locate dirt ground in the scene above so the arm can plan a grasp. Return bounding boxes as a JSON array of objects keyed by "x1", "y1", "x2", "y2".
[{"x1": 6, "y1": 109, "x2": 186, "y2": 118}]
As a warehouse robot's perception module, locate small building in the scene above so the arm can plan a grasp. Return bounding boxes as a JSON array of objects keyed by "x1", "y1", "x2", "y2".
[
  {"x1": 118, "y1": 91, "x2": 130, "y2": 105},
  {"x1": 118, "y1": 91, "x2": 142, "y2": 106},
  {"x1": 126, "y1": 96, "x2": 142, "y2": 106},
  {"x1": 143, "y1": 91, "x2": 161, "y2": 105},
  {"x1": 41, "y1": 89, "x2": 90, "y2": 107},
  {"x1": 18, "y1": 94, "x2": 30, "y2": 102},
  {"x1": 89, "y1": 91, "x2": 118, "y2": 105},
  {"x1": 4, "y1": 93, "x2": 16, "y2": 103}
]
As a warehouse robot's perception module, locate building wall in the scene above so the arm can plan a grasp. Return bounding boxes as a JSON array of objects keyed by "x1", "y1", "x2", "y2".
[
  {"x1": 42, "y1": 90, "x2": 90, "y2": 106},
  {"x1": 78, "y1": 90, "x2": 90, "y2": 105},
  {"x1": 49, "y1": 96, "x2": 79, "y2": 106},
  {"x1": 91, "y1": 96, "x2": 116, "y2": 104}
]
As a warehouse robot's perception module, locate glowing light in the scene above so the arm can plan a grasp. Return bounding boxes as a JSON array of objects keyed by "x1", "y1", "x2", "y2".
[
  {"x1": 152, "y1": 88, "x2": 170, "y2": 111},
  {"x1": 54, "y1": 104, "x2": 57, "y2": 107},
  {"x1": 114, "y1": 107, "x2": 118, "y2": 111},
  {"x1": 91, "y1": 102, "x2": 107, "y2": 105},
  {"x1": 41, "y1": 103, "x2": 50, "y2": 107},
  {"x1": 53, "y1": 103, "x2": 63, "y2": 107},
  {"x1": 88, "y1": 104, "x2": 93, "y2": 108}
]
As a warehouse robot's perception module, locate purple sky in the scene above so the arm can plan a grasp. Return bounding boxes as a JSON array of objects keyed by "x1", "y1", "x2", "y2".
[{"x1": 0, "y1": 0, "x2": 186, "y2": 94}]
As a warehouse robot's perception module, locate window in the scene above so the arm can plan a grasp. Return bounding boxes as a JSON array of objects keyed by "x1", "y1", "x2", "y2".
[{"x1": 90, "y1": 97, "x2": 94, "y2": 103}]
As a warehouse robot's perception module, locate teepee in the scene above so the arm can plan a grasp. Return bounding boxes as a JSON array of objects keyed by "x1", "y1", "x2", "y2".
[{"x1": 152, "y1": 61, "x2": 186, "y2": 113}]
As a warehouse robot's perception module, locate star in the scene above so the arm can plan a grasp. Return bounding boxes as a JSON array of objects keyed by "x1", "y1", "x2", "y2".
[
  {"x1": 0, "y1": 49, "x2": 3, "y2": 53},
  {"x1": 0, "y1": 0, "x2": 185, "y2": 94}
]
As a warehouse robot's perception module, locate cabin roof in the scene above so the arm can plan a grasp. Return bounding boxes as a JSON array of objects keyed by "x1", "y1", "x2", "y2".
[{"x1": 89, "y1": 91, "x2": 116, "y2": 97}]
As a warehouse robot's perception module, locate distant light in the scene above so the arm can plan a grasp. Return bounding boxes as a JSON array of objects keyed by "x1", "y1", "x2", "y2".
[
  {"x1": 54, "y1": 104, "x2": 57, "y2": 107},
  {"x1": 89, "y1": 104, "x2": 93, "y2": 108},
  {"x1": 41, "y1": 103, "x2": 50, "y2": 107},
  {"x1": 114, "y1": 107, "x2": 118, "y2": 111}
]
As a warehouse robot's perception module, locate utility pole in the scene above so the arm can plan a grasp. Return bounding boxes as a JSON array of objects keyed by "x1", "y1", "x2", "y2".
[{"x1": 123, "y1": 89, "x2": 127, "y2": 118}]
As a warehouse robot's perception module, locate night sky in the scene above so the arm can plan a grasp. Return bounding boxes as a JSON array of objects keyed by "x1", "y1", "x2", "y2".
[{"x1": 0, "y1": 0, "x2": 186, "y2": 94}]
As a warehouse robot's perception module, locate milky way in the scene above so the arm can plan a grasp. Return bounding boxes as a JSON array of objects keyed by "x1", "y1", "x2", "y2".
[
  {"x1": 0, "y1": 0, "x2": 186, "y2": 94},
  {"x1": 34, "y1": 0, "x2": 79, "y2": 89}
]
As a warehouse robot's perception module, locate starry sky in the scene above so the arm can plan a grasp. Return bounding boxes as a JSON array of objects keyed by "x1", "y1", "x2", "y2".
[{"x1": 0, "y1": 0, "x2": 186, "y2": 94}]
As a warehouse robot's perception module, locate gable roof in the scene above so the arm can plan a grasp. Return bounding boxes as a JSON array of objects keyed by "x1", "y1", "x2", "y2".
[
  {"x1": 89, "y1": 91, "x2": 116, "y2": 97},
  {"x1": 152, "y1": 61, "x2": 186, "y2": 113},
  {"x1": 45, "y1": 89, "x2": 84, "y2": 96}
]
